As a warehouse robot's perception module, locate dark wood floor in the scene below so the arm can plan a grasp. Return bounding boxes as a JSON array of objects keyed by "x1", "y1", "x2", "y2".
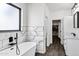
[{"x1": 35, "y1": 36, "x2": 66, "y2": 56}]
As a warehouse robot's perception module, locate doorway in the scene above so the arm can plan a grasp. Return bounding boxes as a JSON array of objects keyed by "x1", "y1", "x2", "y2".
[
  {"x1": 52, "y1": 20, "x2": 61, "y2": 44},
  {"x1": 53, "y1": 25, "x2": 58, "y2": 36},
  {"x1": 35, "y1": 19, "x2": 66, "y2": 56}
]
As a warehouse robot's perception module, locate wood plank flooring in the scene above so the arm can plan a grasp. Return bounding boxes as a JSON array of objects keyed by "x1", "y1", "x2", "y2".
[{"x1": 35, "y1": 36, "x2": 66, "y2": 56}]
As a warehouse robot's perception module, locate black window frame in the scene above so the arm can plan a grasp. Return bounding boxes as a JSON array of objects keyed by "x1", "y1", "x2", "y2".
[{"x1": 0, "y1": 3, "x2": 21, "y2": 32}]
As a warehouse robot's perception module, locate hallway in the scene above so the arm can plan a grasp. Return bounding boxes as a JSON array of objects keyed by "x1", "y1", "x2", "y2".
[{"x1": 36, "y1": 36, "x2": 65, "y2": 56}]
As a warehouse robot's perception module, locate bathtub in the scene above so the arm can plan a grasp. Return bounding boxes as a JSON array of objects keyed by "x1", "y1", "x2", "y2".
[{"x1": 0, "y1": 42, "x2": 36, "y2": 56}]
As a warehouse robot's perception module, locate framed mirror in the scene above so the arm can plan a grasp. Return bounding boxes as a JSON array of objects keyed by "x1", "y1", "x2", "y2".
[{"x1": 73, "y1": 12, "x2": 79, "y2": 28}]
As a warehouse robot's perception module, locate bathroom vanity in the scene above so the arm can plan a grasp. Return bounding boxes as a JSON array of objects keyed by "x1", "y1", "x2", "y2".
[{"x1": 64, "y1": 37, "x2": 79, "y2": 56}]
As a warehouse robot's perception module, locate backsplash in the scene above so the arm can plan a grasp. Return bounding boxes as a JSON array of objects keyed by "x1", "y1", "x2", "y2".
[
  {"x1": 0, "y1": 26, "x2": 44, "y2": 50},
  {"x1": 25, "y1": 26, "x2": 44, "y2": 42},
  {"x1": 0, "y1": 26, "x2": 28, "y2": 50}
]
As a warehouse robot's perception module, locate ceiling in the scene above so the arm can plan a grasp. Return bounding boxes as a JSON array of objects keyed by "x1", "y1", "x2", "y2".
[{"x1": 46, "y1": 3, "x2": 74, "y2": 12}]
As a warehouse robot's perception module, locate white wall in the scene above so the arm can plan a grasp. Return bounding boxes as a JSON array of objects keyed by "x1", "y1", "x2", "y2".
[
  {"x1": 51, "y1": 9, "x2": 72, "y2": 20},
  {"x1": 61, "y1": 16, "x2": 73, "y2": 45},
  {"x1": 44, "y1": 4, "x2": 52, "y2": 46},
  {"x1": 63, "y1": 16, "x2": 73, "y2": 37},
  {"x1": 28, "y1": 3, "x2": 44, "y2": 26}
]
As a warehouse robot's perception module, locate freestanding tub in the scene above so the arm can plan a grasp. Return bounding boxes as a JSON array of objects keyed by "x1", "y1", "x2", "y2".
[{"x1": 0, "y1": 42, "x2": 36, "y2": 56}]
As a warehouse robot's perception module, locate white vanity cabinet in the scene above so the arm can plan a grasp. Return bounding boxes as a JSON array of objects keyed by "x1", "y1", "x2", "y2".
[{"x1": 64, "y1": 38, "x2": 79, "y2": 56}]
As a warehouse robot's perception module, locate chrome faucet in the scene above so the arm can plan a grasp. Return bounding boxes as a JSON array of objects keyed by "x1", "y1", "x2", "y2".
[{"x1": 71, "y1": 33, "x2": 76, "y2": 37}]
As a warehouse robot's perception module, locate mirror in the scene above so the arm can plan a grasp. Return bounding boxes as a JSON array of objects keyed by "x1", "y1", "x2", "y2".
[{"x1": 73, "y1": 12, "x2": 79, "y2": 28}]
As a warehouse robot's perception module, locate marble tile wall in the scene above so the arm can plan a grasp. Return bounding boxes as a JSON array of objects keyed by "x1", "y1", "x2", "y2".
[{"x1": 0, "y1": 26, "x2": 44, "y2": 50}]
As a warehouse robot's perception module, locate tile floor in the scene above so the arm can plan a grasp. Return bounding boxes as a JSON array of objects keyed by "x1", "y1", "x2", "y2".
[{"x1": 35, "y1": 36, "x2": 66, "y2": 56}]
